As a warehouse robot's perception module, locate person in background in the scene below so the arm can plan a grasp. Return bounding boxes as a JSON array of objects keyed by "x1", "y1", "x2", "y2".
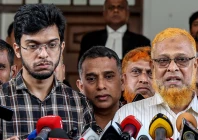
[
  {"x1": 114, "y1": 28, "x2": 198, "y2": 139},
  {"x1": 76, "y1": 46, "x2": 123, "y2": 135},
  {"x1": 122, "y1": 46, "x2": 154, "y2": 103},
  {"x1": 0, "y1": 39, "x2": 17, "y2": 85},
  {"x1": 0, "y1": 4, "x2": 95, "y2": 139},
  {"x1": 189, "y1": 11, "x2": 198, "y2": 51},
  {"x1": 6, "y1": 22, "x2": 22, "y2": 74},
  {"x1": 189, "y1": 11, "x2": 198, "y2": 96},
  {"x1": 79, "y1": 0, "x2": 150, "y2": 61}
]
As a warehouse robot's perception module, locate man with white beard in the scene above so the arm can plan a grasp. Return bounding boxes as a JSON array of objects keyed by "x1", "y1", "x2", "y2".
[{"x1": 113, "y1": 28, "x2": 198, "y2": 139}]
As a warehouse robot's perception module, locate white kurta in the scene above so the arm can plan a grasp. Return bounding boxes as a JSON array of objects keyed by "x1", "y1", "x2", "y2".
[{"x1": 113, "y1": 93, "x2": 198, "y2": 140}]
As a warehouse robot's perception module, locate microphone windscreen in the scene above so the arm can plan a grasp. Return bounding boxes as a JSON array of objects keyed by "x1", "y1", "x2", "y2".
[
  {"x1": 99, "y1": 120, "x2": 122, "y2": 140},
  {"x1": 48, "y1": 128, "x2": 70, "y2": 139},
  {"x1": 26, "y1": 129, "x2": 37, "y2": 140},
  {"x1": 176, "y1": 112, "x2": 197, "y2": 132},
  {"x1": 149, "y1": 113, "x2": 173, "y2": 139},
  {"x1": 120, "y1": 115, "x2": 141, "y2": 138},
  {"x1": 36, "y1": 115, "x2": 63, "y2": 134}
]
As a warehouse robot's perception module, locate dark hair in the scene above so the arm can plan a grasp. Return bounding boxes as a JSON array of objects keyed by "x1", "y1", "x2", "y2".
[
  {"x1": 14, "y1": 4, "x2": 66, "y2": 45},
  {"x1": 78, "y1": 46, "x2": 121, "y2": 78},
  {"x1": 189, "y1": 11, "x2": 198, "y2": 30},
  {"x1": 0, "y1": 39, "x2": 15, "y2": 66},
  {"x1": 7, "y1": 22, "x2": 14, "y2": 37}
]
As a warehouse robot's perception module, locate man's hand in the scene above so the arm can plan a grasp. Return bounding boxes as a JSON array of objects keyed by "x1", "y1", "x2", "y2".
[{"x1": 5, "y1": 136, "x2": 19, "y2": 140}]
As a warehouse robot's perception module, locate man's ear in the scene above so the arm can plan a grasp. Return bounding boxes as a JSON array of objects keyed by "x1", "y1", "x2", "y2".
[
  {"x1": 13, "y1": 43, "x2": 21, "y2": 58},
  {"x1": 6, "y1": 36, "x2": 11, "y2": 45},
  {"x1": 76, "y1": 79, "x2": 84, "y2": 94},
  {"x1": 122, "y1": 73, "x2": 127, "y2": 84},
  {"x1": 10, "y1": 64, "x2": 17, "y2": 78},
  {"x1": 61, "y1": 41, "x2": 65, "y2": 53},
  {"x1": 150, "y1": 60, "x2": 154, "y2": 71},
  {"x1": 121, "y1": 73, "x2": 126, "y2": 91}
]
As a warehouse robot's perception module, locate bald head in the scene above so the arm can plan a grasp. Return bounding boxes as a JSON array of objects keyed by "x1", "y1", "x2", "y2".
[{"x1": 103, "y1": 0, "x2": 129, "y2": 30}]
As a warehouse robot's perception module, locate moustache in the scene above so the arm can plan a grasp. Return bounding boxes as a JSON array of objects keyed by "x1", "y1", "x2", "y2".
[{"x1": 34, "y1": 60, "x2": 53, "y2": 66}]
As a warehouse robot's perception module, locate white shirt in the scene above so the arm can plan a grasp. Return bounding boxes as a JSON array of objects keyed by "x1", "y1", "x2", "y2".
[
  {"x1": 105, "y1": 24, "x2": 127, "y2": 59},
  {"x1": 113, "y1": 93, "x2": 198, "y2": 140}
]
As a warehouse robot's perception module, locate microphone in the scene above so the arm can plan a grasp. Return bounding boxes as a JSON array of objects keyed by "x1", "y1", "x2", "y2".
[
  {"x1": 26, "y1": 129, "x2": 37, "y2": 140},
  {"x1": 149, "y1": 113, "x2": 173, "y2": 140},
  {"x1": 35, "y1": 127, "x2": 51, "y2": 140},
  {"x1": 176, "y1": 112, "x2": 198, "y2": 140},
  {"x1": 79, "y1": 127, "x2": 99, "y2": 140},
  {"x1": 120, "y1": 115, "x2": 141, "y2": 139},
  {"x1": 120, "y1": 115, "x2": 152, "y2": 140},
  {"x1": 67, "y1": 127, "x2": 78, "y2": 139},
  {"x1": 99, "y1": 120, "x2": 122, "y2": 140},
  {"x1": 48, "y1": 128, "x2": 71, "y2": 140},
  {"x1": 34, "y1": 115, "x2": 63, "y2": 140},
  {"x1": 136, "y1": 126, "x2": 152, "y2": 140},
  {"x1": 0, "y1": 105, "x2": 13, "y2": 121}
]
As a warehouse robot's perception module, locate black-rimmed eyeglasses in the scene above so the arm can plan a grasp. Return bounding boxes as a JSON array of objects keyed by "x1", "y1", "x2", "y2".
[{"x1": 152, "y1": 56, "x2": 195, "y2": 68}]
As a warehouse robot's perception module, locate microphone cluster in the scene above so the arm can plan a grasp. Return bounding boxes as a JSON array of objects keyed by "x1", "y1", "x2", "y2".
[
  {"x1": 79, "y1": 115, "x2": 152, "y2": 140},
  {"x1": 80, "y1": 113, "x2": 198, "y2": 140},
  {"x1": 21, "y1": 113, "x2": 198, "y2": 140}
]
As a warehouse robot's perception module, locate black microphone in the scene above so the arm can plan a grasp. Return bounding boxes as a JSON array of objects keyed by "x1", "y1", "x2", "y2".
[
  {"x1": 136, "y1": 126, "x2": 152, "y2": 140},
  {"x1": 149, "y1": 113, "x2": 173, "y2": 140},
  {"x1": 48, "y1": 128, "x2": 71, "y2": 140},
  {"x1": 176, "y1": 112, "x2": 198, "y2": 140},
  {"x1": 99, "y1": 120, "x2": 122, "y2": 140},
  {"x1": 68, "y1": 127, "x2": 78, "y2": 139},
  {"x1": 181, "y1": 118, "x2": 198, "y2": 140},
  {"x1": 35, "y1": 127, "x2": 51, "y2": 140},
  {"x1": 0, "y1": 105, "x2": 13, "y2": 121}
]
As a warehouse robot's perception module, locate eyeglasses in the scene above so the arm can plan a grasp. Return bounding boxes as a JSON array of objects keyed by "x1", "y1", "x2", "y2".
[
  {"x1": 20, "y1": 42, "x2": 61, "y2": 54},
  {"x1": 130, "y1": 68, "x2": 152, "y2": 79},
  {"x1": 152, "y1": 56, "x2": 195, "y2": 68}
]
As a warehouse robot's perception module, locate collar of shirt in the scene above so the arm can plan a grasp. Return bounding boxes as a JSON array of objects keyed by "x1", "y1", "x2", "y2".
[
  {"x1": 148, "y1": 93, "x2": 164, "y2": 106},
  {"x1": 149, "y1": 92, "x2": 198, "y2": 113},
  {"x1": 94, "y1": 101, "x2": 123, "y2": 135},
  {"x1": 106, "y1": 24, "x2": 127, "y2": 34},
  {"x1": 15, "y1": 69, "x2": 59, "y2": 94},
  {"x1": 187, "y1": 94, "x2": 198, "y2": 113}
]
